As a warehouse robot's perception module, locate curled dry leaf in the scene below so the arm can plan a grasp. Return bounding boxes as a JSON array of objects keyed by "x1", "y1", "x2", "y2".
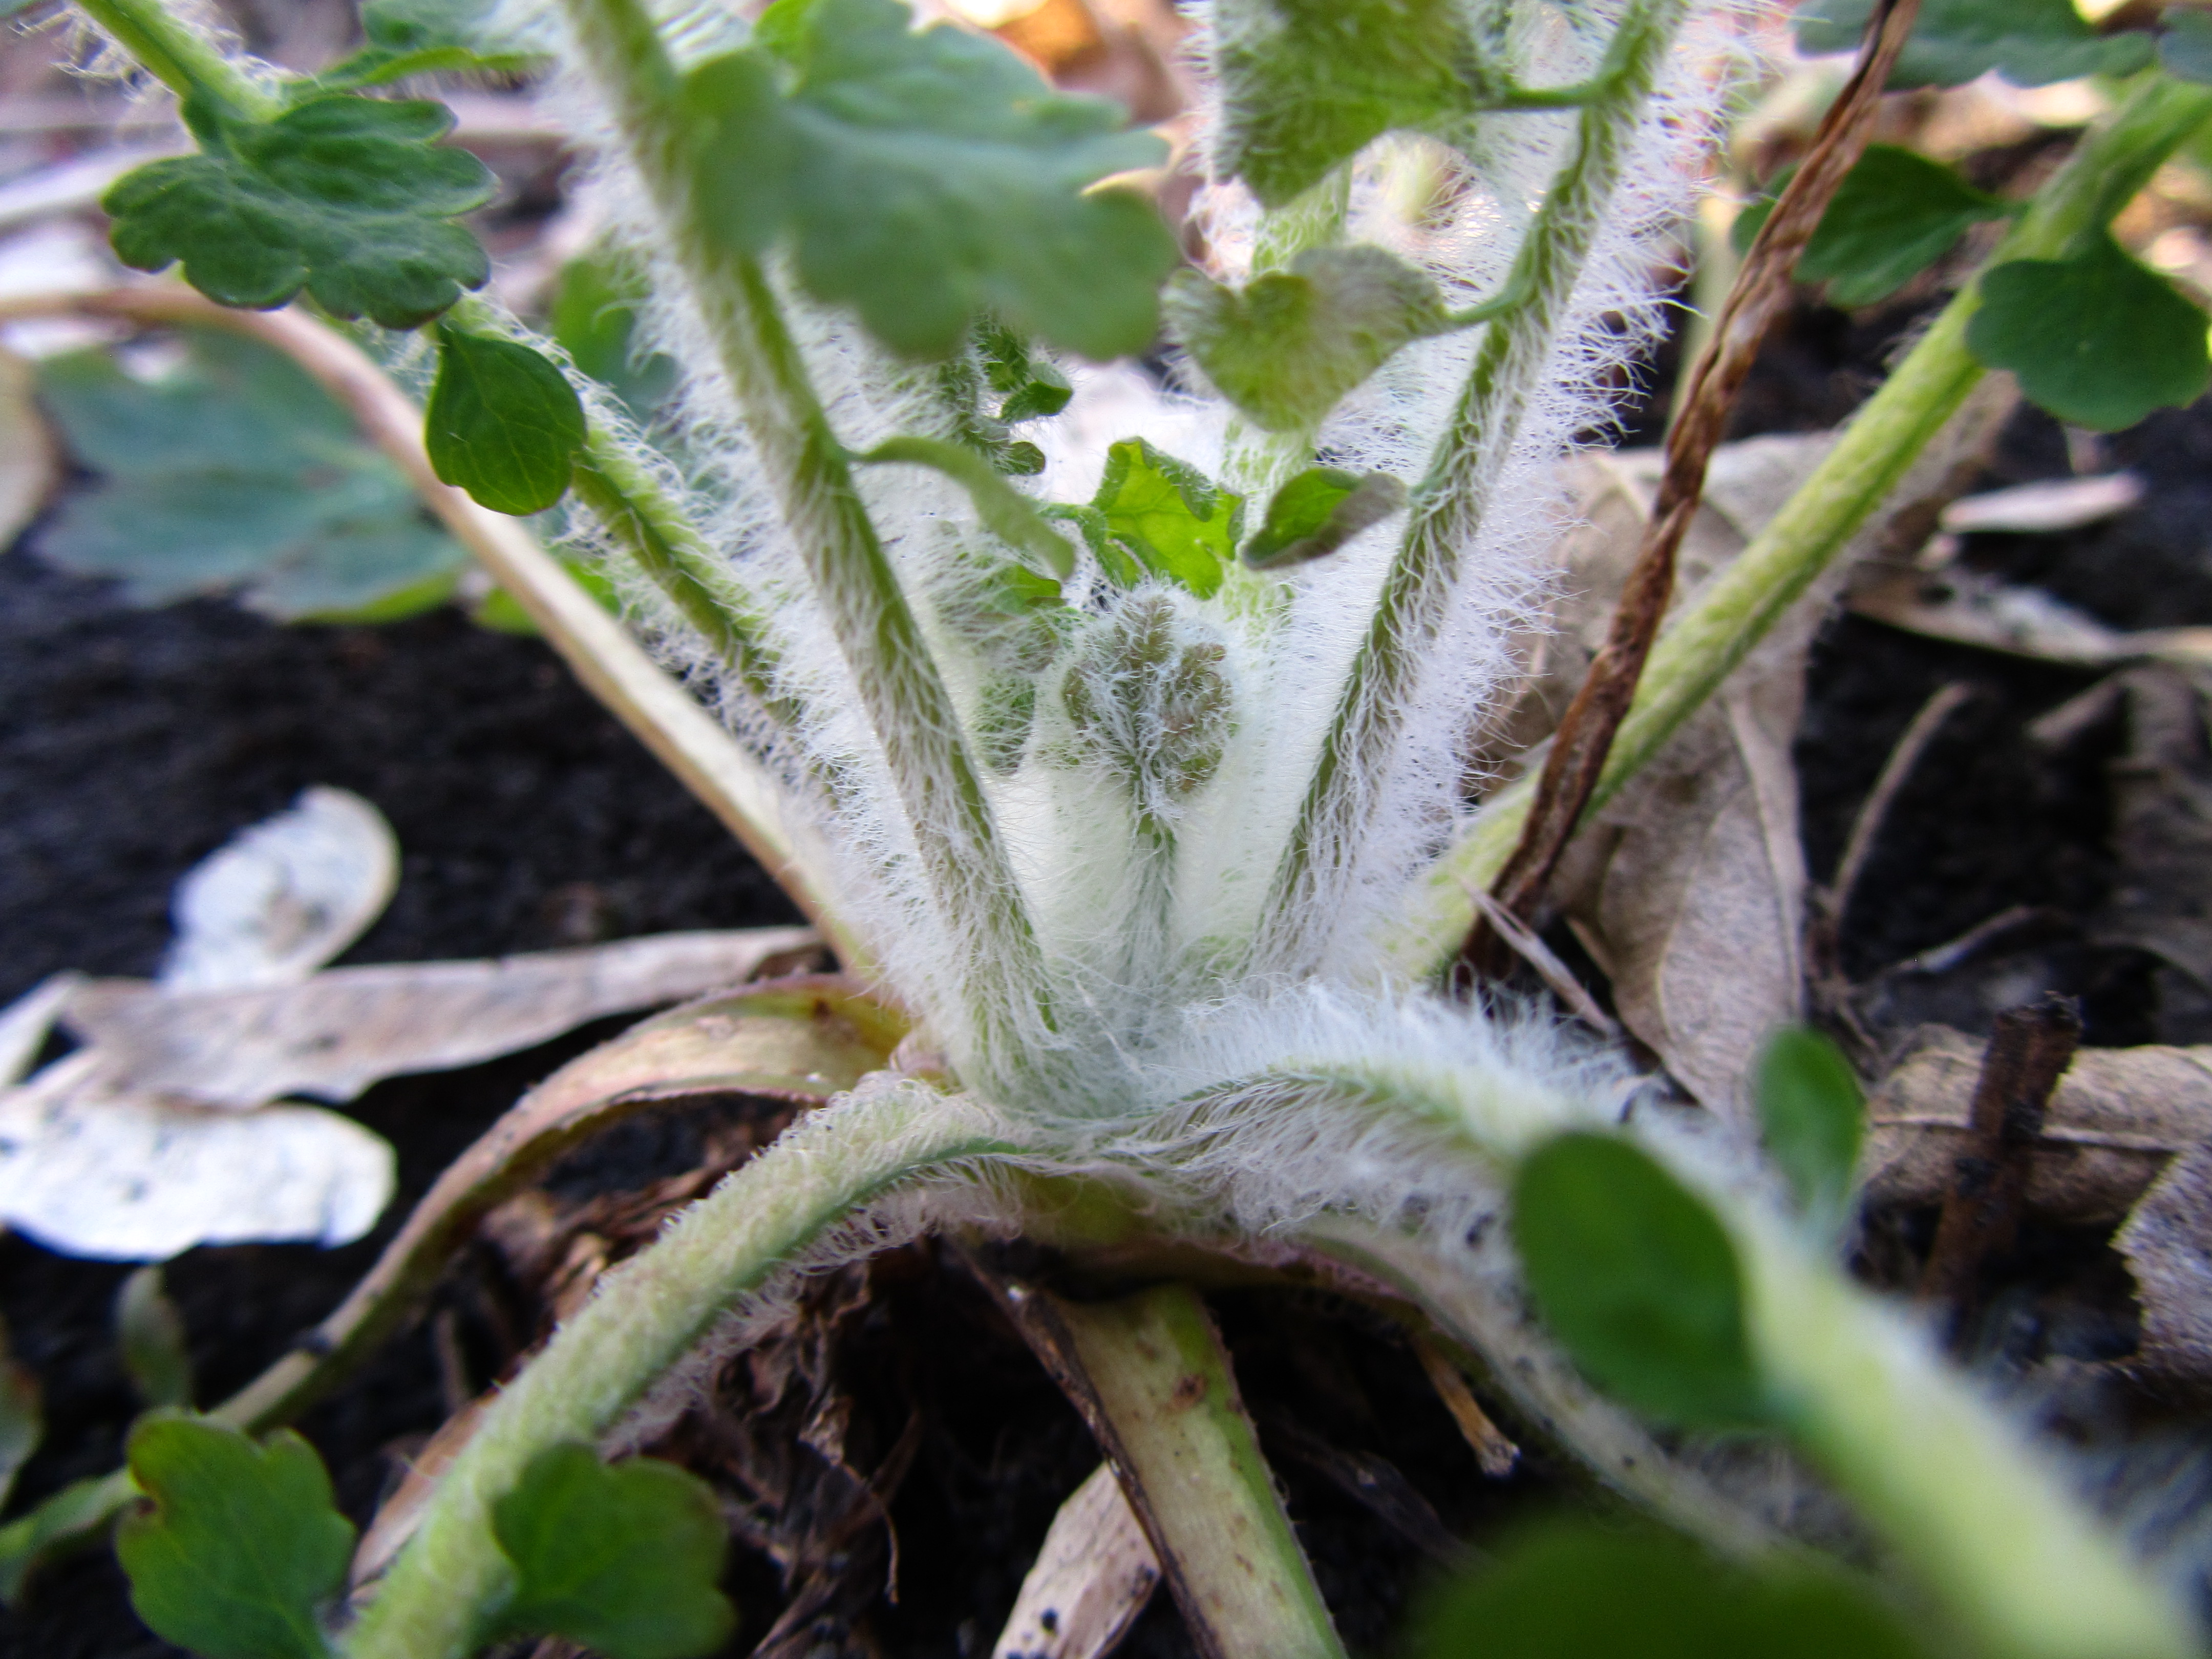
[
  {"x1": 0, "y1": 1050, "x2": 396, "y2": 1261},
  {"x1": 159, "y1": 786, "x2": 401, "y2": 993},
  {"x1": 61, "y1": 926, "x2": 824, "y2": 1109},
  {"x1": 992, "y1": 1462, "x2": 1160, "y2": 1659}
]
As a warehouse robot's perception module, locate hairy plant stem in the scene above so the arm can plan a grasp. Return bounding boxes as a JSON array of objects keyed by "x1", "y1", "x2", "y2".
[
  {"x1": 1389, "y1": 72, "x2": 2212, "y2": 976},
  {"x1": 559, "y1": 0, "x2": 1053, "y2": 1084},
  {"x1": 1260, "y1": 0, "x2": 1686, "y2": 973},
  {"x1": 346, "y1": 1087, "x2": 1020, "y2": 1659},
  {"x1": 72, "y1": 0, "x2": 281, "y2": 120}
]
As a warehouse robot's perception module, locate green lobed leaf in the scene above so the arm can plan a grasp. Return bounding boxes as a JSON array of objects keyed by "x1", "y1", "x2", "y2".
[
  {"x1": 682, "y1": 0, "x2": 1175, "y2": 359},
  {"x1": 116, "y1": 1267, "x2": 194, "y2": 1411},
  {"x1": 861, "y1": 434, "x2": 1076, "y2": 577},
  {"x1": 487, "y1": 1442, "x2": 736, "y2": 1659},
  {"x1": 34, "y1": 330, "x2": 468, "y2": 618},
  {"x1": 1795, "y1": 145, "x2": 2011, "y2": 307},
  {"x1": 1244, "y1": 466, "x2": 1407, "y2": 568},
  {"x1": 1415, "y1": 1522, "x2": 1931, "y2": 1659},
  {"x1": 1792, "y1": 0, "x2": 2155, "y2": 90},
  {"x1": 550, "y1": 252, "x2": 677, "y2": 419},
  {"x1": 115, "y1": 1414, "x2": 353, "y2": 1659},
  {"x1": 979, "y1": 319, "x2": 1074, "y2": 424},
  {"x1": 1755, "y1": 1028, "x2": 1865, "y2": 1237},
  {"x1": 1512, "y1": 1133, "x2": 1768, "y2": 1430},
  {"x1": 1092, "y1": 439, "x2": 1243, "y2": 598},
  {"x1": 314, "y1": 0, "x2": 539, "y2": 91},
  {"x1": 1965, "y1": 232, "x2": 2212, "y2": 431},
  {"x1": 1166, "y1": 245, "x2": 1448, "y2": 433},
  {"x1": 2161, "y1": 10, "x2": 2212, "y2": 84},
  {"x1": 105, "y1": 95, "x2": 495, "y2": 328},
  {"x1": 1210, "y1": 0, "x2": 1497, "y2": 209},
  {"x1": 426, "y1": 326, "x2": 588, "y2": 516}
]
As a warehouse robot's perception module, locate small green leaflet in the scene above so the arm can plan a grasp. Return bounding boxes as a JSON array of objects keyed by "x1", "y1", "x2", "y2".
[
  {"x1": 1512, "y1": 1133, "x2": 1767, "y2": 1430},
  {"x1": 1093, "y1": 439, "x2": 1243, "y2": 599},
  {"x1": 426, "y1": 327, "x2": 588, "y2": 516},
  {"x1": 106, "y1": 95, "x2": 494, "y2": 329},
  {"x1": 487, "y1": 1442, "x2": 736, "y2": 1659},
  {"x1": 1415, "y1": 1523, "x2": 1931, "y2": 1659},
  {"x1": 1211, "y1": 0, "x2": 1497, "y2": 208},
  {"x1": 117, "y1": 1267, "x2": 195, "y2": 1410},
  {"x1": 860, "y1": 434, "x2": 1076, "y2": 577},
  {"x1": 1776, "y1": 146, "x2": 2011, "y2": 307},
  {"x1": 1755, "y1": 1028, "x2": 1865, "y2": 1239},
  {"x1": 1244, "y1": 466, "x2": 1407, "y2": 568},
  {"x1": 1063, "y1": 594, "x2": 1233, "y2": 813},
  {"x1": 681, "y1": 0, "x2": 1175, "y2": 359},
  {"x1": 1966, "y1": 234, "x2": 2212, "y2": 432},
  {"x1": 1792, "y1": 0, "x2": 2155, "y2": 89},
  {"x1": 115, "y1": 1415, "x2": 353, "y2": 1659},
  {"x1": 313, "y1": 0, "x2": 540, "y2": 92},
  {"x1": 35, "y1": 330, "x2": 466, "y2": 619},
  {"x1": 551, "y1": 252, "x2": 677, "y2": 419},
  {"x1": 2161, "y1": 10, "x2": 2212, "y2": 83},
  {"x1": 1167, "y1": 245, "x2": 1448, "y2": 432},
  {"x1": 980, "y1": 321, "x2": 1074, "y2": 424}
]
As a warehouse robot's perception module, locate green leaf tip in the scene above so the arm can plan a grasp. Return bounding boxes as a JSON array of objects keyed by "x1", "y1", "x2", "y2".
[
  {"x1": 104, "y1": 95, "x2": 495, "y2": 329},
  {"x1": 682, "y1": 0, "x2": 1176, "y2": 360},
  {"x1": 1511, "y1": 1133, "x2": 1767, "y2": 1431},
  {"x1": 1167, "y1": 245, "x2": 1447, "y2": 433},
  {"x1": 427, "y1": 327, "x2": 588, "y2": 516},
  {"x1": 1966, "y1": 233, "x2": 2211, "y2": 432},
  {"x1": 1211, "y1": 0, "x2": 1501, "y2": 208},
  {"x1": 488, "y1": 1442, "x2": 736, "y2": 1659},
  {"x1": 1754, "y1": 1027, "x2": 1864, "y2": 1236},
  {"x1": 117, "y1": 1267, "x2": 195, "y2": 1410},
  {"x1": 1245, "y1": 466, "x2": 1407, "y2": 568},
  {"x1": 1093, "y1": 438, "x2": 1243, "y2": 597},
  {"x1": 1415, "y1": 1522, "x2": 1932, "y2": 1658},
  {"x1": 115, "y1": 1414, "x2": 353, "y2": 1659},
  {"x1": 1792, "y1": 0, "x2": 2155, "y2": 89}
]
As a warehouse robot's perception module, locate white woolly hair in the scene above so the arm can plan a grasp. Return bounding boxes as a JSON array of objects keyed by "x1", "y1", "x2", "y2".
[{"x1": 501, "y1": 0, "x2": 1742, "y2": 1111}]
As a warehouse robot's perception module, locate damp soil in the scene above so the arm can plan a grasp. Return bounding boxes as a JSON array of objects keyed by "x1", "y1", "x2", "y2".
[{"x1": 7, "y1": 289, "x2": 2212, "y2": 1656}]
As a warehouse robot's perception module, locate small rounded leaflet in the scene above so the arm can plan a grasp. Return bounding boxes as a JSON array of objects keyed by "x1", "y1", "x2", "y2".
[{"x1": 426, "y1": 327, "x2": 589, "y2": 516}]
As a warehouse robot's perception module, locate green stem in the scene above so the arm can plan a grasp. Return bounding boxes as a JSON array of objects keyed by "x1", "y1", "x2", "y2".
[
  {"x1": 559, "y1": 0, "x2": 1052, "y2": 1082},
  {"x1": 72, "y1": 0, "x2": 281, "y2": 119},
  {"x1": 1389, "y1": 72, "x2": 2212, "y2": 979},
  {"x1": 345, "y1": 1088, "x2": 1019, "y2": 1659},
  {"x1": 1220, "y1": 169, "x2": 1351, "y2": 501},
  {"x1": 1261, "y1": 0, "x2": 1687, "y2": 970}
]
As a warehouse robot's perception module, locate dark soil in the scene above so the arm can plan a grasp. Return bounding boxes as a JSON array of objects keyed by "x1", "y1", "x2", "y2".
[{"x1": 6, "y1": 281, "x2": 2212, "y2": 1654}]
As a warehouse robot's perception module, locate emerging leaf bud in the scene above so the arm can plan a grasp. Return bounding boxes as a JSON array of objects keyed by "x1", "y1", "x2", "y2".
[{"x1": 1061, "y1": 595, "x2": 1233, "y2": 830}]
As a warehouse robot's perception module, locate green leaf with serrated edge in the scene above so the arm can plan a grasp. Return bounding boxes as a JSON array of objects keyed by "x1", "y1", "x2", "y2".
[
  {"x1": 2162, "y1": 10, "x2": 2212, "y2": 83},
  {"x1": 1043, "y1": 502, "x2": 1145, "y2": 585},
  {"x1": 105, "y1": 96, "x2": 494, "y2": 329},
  {"x1": 1415, "y1": 1522, "x2": 1932, "y2": 1659},
  {"x1": 487, "y1": 1443, "x2": 735, "y2": 1659},
  {"x1": 1755, "y1": 1028, "x2": 1865, "y2": 1236},
  {"x1": 1797, "y1": 146, "x2": 2011, "y2": 307},
  {"x1": 117, "y1": 1268, "x2": 193, "y2": 1410},
  {"x1": 1793, "y1": 0, "x2": 2155, "y2": 89},
  {"x1": 860, "y1": 434, "x2": 1076, "y2": 577},
  {"x1": 34, "y1": 331, "x2": 467, "y2": 616},
  {"x1": 1093, "y1": 439, "x2": 1242, "y2": 598},
  {"x1": 979, "y1": 320, "x2": 1074, "y2": 423},
  {"x1": 1245, "y1": 466, "x2": 1407, "y2": 568},
  {"x1": 115, "y1": 1415, "x2": 352, "y2": 1659},
  {"x1": 1211, "y1": 0, "x2": 1496, "y2": 209},
  {"x1": 1166, "y1": 246, "x2": 1448, "y2": 433},
  {"x1": 550, "y1": 253, "x2": 676, "y2": 418},
  {"x1": 1966, "y1": 233, "x2": 2211, "y2": 431},
  {"x1": 1512, "y1": 1133, "x2": 1767, "y2": 1430},
  {"x1": 427, "y1": 327, "x2": 587, "y2": 516},
  {"x1": 682, "y1": 0, "x2": 1175, "y2": 358}
]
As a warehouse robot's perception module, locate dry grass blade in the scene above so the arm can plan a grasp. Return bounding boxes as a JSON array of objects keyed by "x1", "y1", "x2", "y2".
[
  {"x1": 1463, "y1": 0, "x2": 1924, "y2": 977},
  {"x1": 992, "y1": 1462, "x2": 1161, "y2": 1659}
]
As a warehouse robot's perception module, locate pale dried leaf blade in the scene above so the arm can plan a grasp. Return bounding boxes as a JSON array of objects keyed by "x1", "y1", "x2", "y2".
[
  {"x1": 0, "y1": 1052, "x2": 396, "y2": 1261},
  {"x1": 1863, "y1": 1024, "x2": 2212, "y2": 1224},
  {"x1": 993, "y1": 1462, "x2": 1160, "y2": 1659},
  {"x1": 0, "y1": 974, "x2": 79, "y2": 1089},
  {"x1": 160, "y1": 786, "x2": 401, "y2": 993},
  {"x1": 0, "y1": 346, "x2": 56, "y2": 550},
  {"x1": 2116, "y1": 1144, "x2": 2212, "y2": 1387},
  {"x1": 63, "y1": 926, "x2": 823, "y2": 1108}
]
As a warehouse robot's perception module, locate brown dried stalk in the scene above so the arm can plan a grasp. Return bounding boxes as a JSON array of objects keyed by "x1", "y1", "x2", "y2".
[{"x1": 1461, "y1": 0, "x2": 1924, "y2": 979}]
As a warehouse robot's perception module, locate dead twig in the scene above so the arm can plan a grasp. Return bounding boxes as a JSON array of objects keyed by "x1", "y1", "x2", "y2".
[
  {"x1": 1917, "y1": 996, "x2": 2084, "y2": 1342},
  {"x1": 1463, "y1": 885, "x2": 1620, "y2": 1037},
  {"x1": 1460, "y1": 0, "x2": 1924, "y2": 980},
  {"x1": 1411, "y1": 1333, "x2": 1519, "y2": 1479}
]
